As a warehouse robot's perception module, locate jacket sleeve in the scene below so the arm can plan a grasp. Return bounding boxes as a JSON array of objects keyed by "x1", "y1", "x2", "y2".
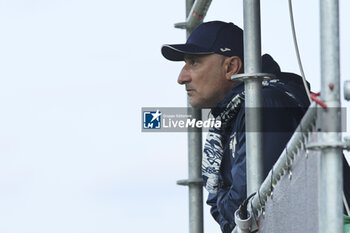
[
  {"x1": 207, "y1": 192, "x2": 236, "y2": 233},
  {"x1": 206, "y1": 109, "x2": 247, "y2": 233}
]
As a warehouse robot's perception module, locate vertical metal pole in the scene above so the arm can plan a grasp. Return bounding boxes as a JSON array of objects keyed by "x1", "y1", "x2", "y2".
[
  {"x1": 319, "y1": 0, "x2": 343, "y2": 232},
  {"x1": 243, "y1": 0, "x2": 264, "y2": 196},
  {"x1": 186, "y1": 106, "x2": 203, "y2": 233},
  {"x1": 186, "y1": 1, "x2": 204, "y2": 233}
]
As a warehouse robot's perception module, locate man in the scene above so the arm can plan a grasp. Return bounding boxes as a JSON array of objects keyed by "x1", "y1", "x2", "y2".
[{"x1": 161, "y1": 21, "x2": 349, "y2": 233}]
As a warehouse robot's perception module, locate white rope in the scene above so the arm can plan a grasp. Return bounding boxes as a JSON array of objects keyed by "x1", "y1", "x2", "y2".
[{"x1": 288, "y1": 0, "x2": 312, "y2": 103}]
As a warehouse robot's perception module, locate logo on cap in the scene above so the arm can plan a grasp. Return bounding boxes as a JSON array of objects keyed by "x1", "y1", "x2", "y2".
[{"x1": 220, "y1": 48, "x2": 231, "y2": 52}]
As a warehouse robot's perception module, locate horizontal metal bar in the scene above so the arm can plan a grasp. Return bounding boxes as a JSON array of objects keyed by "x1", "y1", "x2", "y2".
[
  {"x1": 307, "y1": 140, "x2": 350, "y2": 150},
  {"x1": 177, "y1": 178, "x2": 203, "y2": 186},
  {"x1": 231, "y1": 72, "x2": 276, "y2": 82}
]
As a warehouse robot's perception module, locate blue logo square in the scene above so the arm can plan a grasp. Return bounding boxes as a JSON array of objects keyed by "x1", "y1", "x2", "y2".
[{"x1": 143, "y1": 110, "x2": 162, "y2": 129}]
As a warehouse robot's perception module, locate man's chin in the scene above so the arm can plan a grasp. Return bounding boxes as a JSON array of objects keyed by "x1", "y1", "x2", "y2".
[
  {"x1": 189, "y1": 103, "x2": 200, "y2": 108},
  {"x1": 189, "y1": 99, "x2": 201, "y2": 108},
  {"x1": 189, "y1": 100, "x2": 211, "y2": 109}
]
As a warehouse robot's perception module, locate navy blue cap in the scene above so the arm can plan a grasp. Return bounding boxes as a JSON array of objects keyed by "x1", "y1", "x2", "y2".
[{"x1": 161, "y1": 21, "x2": 244, "y2": 61}]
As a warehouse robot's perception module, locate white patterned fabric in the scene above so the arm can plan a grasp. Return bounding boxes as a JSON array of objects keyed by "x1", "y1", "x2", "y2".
[{"x1": 202, "y1": 92, "x2": 245, "y2": 194}]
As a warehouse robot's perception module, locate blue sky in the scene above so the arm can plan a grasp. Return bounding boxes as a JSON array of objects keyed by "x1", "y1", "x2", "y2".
[{"x1": 0, "y1": 0, "x2": 349, "y2": 233}]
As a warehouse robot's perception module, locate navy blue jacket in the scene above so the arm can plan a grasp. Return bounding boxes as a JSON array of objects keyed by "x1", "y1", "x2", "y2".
[
  {"x1": 206, "y1": 54, "x2": 311, "y2": 233},
  {"x1": 206, "y1": 54, "x2": 350, "y2": 232}
]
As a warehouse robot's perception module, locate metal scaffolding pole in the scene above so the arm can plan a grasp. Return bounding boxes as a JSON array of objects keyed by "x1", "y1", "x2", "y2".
[
  {"x1": 176, "y1": 1, "x2": 204, "y2": 233},
  {"x1": 184, "y1": 107, "x2": 203, "y2": 233},
  {"x1": 243, "y1": 0, "x2": 264, "y2": 196},
  {"x1": 319, "y1": 0, "x2": 343, "y2": 232},
  {"x1": 175, "y1": 0, "x2": 212, "y2": 31}
]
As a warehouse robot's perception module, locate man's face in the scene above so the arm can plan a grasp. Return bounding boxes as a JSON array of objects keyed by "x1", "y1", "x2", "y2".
[{"x1": 178, "y1": 54, "x2": 235, "y2": 108}]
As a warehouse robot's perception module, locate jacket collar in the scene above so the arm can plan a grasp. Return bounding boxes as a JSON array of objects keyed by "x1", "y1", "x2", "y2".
[{"x1": 211, "y1": 54, "x2": 282, "y2": 118}]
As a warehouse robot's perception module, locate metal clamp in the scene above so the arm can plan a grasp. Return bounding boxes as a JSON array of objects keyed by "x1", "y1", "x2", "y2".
[
  {"x1": 176, "y1": 178, "x2": 203, "y2": 186},
  {"x1": 231, "y1": 72, "x2": 276, "y2": 82},
  {"x1": 234, "y1": 209, "x2": 252, "y2": 233}
]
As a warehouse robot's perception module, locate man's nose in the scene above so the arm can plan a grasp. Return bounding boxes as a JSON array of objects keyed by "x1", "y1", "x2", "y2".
[{"x1": 177, "y1": 65, "x2": 191, "y2": 85}]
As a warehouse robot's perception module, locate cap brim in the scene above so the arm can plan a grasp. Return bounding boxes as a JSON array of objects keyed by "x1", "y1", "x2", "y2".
[{"x1": 161, "y1": 44, "x2": 214, "y2": 61}]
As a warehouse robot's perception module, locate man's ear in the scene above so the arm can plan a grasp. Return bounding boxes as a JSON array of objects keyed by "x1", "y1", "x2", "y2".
[{"x1": 225, "y1": 56, "x2": 243, "y2": 80}]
